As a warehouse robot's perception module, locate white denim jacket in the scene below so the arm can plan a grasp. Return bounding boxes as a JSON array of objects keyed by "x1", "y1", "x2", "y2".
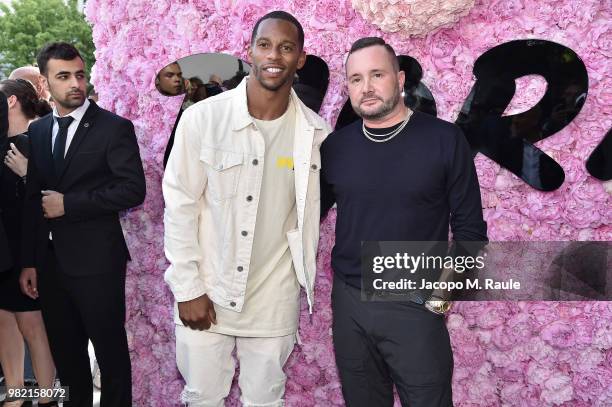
[{"x1": 163, "y1": 77, "x2": 331, "y2": 313}]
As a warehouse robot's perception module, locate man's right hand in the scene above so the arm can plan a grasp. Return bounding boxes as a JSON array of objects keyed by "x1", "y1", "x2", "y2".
[
  {"x1": 20, "y1": 268, "x2": 38, "y2": 299},
  {"x1": 177, "y1": 294, "x2": 217, "y2": 331}
]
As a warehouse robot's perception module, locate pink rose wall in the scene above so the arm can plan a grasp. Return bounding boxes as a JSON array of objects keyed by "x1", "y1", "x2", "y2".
[{"x1": 84, "y1": 0, "x2": 611, "y2": 405}]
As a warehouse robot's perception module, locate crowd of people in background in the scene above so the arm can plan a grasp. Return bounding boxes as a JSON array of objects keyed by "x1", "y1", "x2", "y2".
[{"x1": 155, "y1": 60, "x2": 239, "y2": 109}]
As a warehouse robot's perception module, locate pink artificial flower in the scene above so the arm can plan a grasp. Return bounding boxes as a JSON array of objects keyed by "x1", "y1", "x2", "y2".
[
  {"x1": 541, "y1": 372, "x2": 574, "y2": 404},
  {"x1": 541, "y1": 320, "x2": 577, "y2": 348}
]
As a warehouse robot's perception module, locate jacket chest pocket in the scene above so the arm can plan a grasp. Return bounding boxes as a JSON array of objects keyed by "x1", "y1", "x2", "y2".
[{"x1": 200, "y1": 147, "x2": 244, "y2": 201}]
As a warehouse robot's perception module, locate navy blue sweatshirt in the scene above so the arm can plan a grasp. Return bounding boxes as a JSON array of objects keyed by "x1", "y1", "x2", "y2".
[{"x1": 320, "y1": 111, "x2": 488, "y2": 288}]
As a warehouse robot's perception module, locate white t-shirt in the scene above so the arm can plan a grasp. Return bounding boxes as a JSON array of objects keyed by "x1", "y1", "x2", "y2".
[{"x1": 209, "y1": 101, "x2": 300, "y2": 337}]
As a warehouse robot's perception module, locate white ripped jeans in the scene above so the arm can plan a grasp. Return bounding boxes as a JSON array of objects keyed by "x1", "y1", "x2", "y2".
[{"x1": 175, "y1": 324, "x2": 296, "y2": 407}]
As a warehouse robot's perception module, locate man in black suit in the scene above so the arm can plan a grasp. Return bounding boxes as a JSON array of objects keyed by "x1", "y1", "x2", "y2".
[{"x1": 19, "y1": 42, "x2": 145, "y2": 407}]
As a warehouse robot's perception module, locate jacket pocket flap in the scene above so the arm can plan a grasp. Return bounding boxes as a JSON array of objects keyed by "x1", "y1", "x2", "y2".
[{"x1": 200, "y1": 147, "x2": 243, "y2": 171}]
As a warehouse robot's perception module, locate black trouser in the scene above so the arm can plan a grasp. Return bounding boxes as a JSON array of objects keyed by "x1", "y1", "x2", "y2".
[
  {"x1": 331, "y1": 275, "x2": 453, "y2": 407},
  {"x1": 38, "y1": 244, "x2": 132, "y2": 407}
]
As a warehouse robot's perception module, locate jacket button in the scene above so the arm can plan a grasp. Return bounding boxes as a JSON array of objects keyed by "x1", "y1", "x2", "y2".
[
  {"x1": 230, "y1": 301, "x2": 236, "y2": 307},
  {"x1": 246, "y1": 195, "x2": 253, "y2": 202},
  {"x1": 252, "y1": 159, "x2": 259, "y2": 165},
  {"x1": 311, "y1": 164, "x2": 318, "y2": 170},
  {"x1": 241, "y1": 231, "x2": 248, "y2": 236},
  {"x1": 237, "y1": 266, "x2": 243, "y2": 272}
]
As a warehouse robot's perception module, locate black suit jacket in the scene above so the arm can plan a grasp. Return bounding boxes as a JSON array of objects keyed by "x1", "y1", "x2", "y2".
[
  {"x1": 0, "y1": 91, "x2": 12, "y2": 272},
  {"x1": 22, "y1": 100, "x2": 146, "y2": 276}
]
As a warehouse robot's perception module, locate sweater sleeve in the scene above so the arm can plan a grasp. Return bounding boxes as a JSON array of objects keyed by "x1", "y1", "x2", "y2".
[
  {"x1": 320, "y1": 141, "x2": 336, "y2": 220},
  {"x1": 446, "y1": 126, "x2": 488, "y2": 242}
]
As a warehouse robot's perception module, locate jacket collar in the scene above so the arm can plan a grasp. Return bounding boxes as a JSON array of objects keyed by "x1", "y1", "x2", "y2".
[{"x1": 231, "y1": 76, "x2": 323, "y2": 131}]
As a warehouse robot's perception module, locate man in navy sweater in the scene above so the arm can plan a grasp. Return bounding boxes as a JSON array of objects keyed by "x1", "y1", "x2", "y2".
[{"x1": 321, "y1": 37, "x2": 488, "y2": 407}]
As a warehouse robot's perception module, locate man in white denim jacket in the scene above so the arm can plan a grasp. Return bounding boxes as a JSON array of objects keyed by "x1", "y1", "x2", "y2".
[{"x1": 162, "y1": 11, "x2": 330, "y2": 407}]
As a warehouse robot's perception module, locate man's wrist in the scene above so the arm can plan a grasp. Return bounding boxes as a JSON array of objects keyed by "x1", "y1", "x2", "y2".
[
  {"x1": 173, "y1": 287, "x2": 207, "y2": 303},
  {"x1": 425, "y1": 297, "x2": 452, "y2": 314},
  {"x1": 59, "y1": 193, "x2": 64, "y2": 212}
]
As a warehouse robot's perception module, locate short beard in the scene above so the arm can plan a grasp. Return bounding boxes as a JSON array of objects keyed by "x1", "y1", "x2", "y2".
[
  {"x1": 352, "y1": 86, "x2": 401, "y2": 120},
  {"x1": 52, "y1": 89, "x2": 85, "y2": 110},
  {"x1": 57, "y1": 96, "x2": 85, "y2": 109}
]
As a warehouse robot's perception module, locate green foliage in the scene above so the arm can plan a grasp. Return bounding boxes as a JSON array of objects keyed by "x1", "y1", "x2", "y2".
[{"x1": 0, "y1": 0, "x2": 94, "y2": 77}]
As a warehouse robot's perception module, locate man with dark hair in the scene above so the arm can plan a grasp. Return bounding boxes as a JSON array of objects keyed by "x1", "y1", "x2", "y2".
[
  {"x1": 35, "y1": 42, "x2": 83, "y2": 76},
  {"x1": 156, "y1": 62, "x2": 184, "y2": 96},
  {"x1": 20, "y1": 42, "x2": 146, "y2": 407},
  {"x1": 321, "y1": 37, "x2": 487, "y2": 406},
  {"x1": 163, "y1": 11, "x2": 330, "y2": 407},
  {"x1": 250, "y1": 10, "x2": 304, "y2": 50},
  {"x1": 348, "y1": 37, "x2": 400, "y2": 71}
]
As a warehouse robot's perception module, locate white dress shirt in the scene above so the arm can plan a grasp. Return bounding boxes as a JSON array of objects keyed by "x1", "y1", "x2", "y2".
[
  {"x1": 51, "y1": 98, "x2": 90, "y2": 156},
  {"x1": 49, "y1": 98, "x2": 90, "y2": 240}
]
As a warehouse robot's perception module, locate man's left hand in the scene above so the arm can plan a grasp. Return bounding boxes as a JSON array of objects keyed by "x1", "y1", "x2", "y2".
[{"x1": 41, "y1": 190, "x2": 65, "y2": 218}]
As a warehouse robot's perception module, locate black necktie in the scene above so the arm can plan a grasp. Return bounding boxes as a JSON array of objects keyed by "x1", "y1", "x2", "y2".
[{"x1": 53, "y1": 116, "x2": 74, "y2": 176}]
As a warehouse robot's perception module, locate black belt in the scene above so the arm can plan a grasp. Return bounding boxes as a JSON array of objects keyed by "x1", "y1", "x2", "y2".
[{"x1": 336, "y1": 275, "x2": 427, "y2": 304}]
